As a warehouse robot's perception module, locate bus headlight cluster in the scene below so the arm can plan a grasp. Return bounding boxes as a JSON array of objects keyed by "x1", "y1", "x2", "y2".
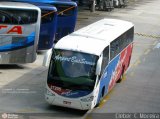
[
  {"x1": 80, "y1": 96, "x2": 94, "y2": 102},
  {"x1": 46, "y1": 89, "x2": 55, "y2": 96}
]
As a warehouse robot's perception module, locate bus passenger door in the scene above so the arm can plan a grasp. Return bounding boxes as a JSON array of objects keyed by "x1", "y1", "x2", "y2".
[
  {"x1": 91, "y1": 75, "x2": 100, "y2": 108},
  {"x1": 92, "y1": 55, "x2": 103, "y2": 108}
]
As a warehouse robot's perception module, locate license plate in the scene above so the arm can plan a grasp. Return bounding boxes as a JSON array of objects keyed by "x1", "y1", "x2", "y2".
[{"x1": 63, "y1": 101, "x2": 71, "y2": 105}]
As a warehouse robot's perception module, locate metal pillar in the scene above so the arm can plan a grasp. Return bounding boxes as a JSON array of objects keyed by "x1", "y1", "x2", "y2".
[{"x1": 90, "y1": 0, "x2": 96, "y2": 12}]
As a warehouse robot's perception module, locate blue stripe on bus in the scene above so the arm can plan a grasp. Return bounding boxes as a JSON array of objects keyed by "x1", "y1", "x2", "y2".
[
  {"x1": 97, "y1": 55, "x2": 120, "y2": 103},
  {"x1": 0, "y1": 32, "x2": 35, "y2": 52}
]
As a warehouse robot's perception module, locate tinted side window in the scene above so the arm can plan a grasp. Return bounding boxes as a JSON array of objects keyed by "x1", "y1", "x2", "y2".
[
  {"x1": 110, "y1": 38, "x2": 120, "y2": 60},
  {"x1": 0, "y1": 8, "x2": 38, "y2": 24},
  {"x1": 110, "y1": 27, "x2": 134, "y2": 60},
  {"x1": 127, "y1": 27, "x2": 134, "y2": 43},
  {"x1": 101, "y1": 46, "x2": 109, "y2": 74}
]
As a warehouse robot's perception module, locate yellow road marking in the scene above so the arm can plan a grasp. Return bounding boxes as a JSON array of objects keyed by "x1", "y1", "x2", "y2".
[
  {"x1": 133, "y1": 59, "x2": 141, "y2": 67},
  {"x1": 153, "y1": 41, "x2": 158, "y2": 46},
  {"x1": 98, "y1": 89, "x2": 114, "y2": 109},
  {"x1": 135, "y1": 33, "x2": 160, "y2": 39},
  {"x1": 85, "y1": 115, "x2": 93, "y2": 119},
  {"x1": 135, "y1": 43, "x2": 155, "y2": 46},
  {"x1": 144, "y1": 49, "x2": 151, "y2": 55},
  {"x1": 129, "y1": 72, "x2": 134, "y2": 77},
  {"x1": 122, "y1": 74, "x2": 127, "y2": 81},
  {"x1": 103, "y1": 99, "x2": 107, "y2": 102}
]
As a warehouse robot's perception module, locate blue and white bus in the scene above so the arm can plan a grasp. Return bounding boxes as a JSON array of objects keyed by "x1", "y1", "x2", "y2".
[
  {"x1": 9, "y1": 1, "x2": 58, "y2": 51},
  {"x1": 45, "y1": 19, "x2": 134, "y2": 110},
  {"x1": 0, "y1": 2, "x2": 41, "y2": 64},
  {"x1": 9, "y1": 0, "x2": 78, "y2": 42}
]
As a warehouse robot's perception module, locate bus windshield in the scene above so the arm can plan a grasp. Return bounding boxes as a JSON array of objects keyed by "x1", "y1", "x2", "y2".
[{"x1": 48, "y1": 49, "x2": 98, "y2": 91}]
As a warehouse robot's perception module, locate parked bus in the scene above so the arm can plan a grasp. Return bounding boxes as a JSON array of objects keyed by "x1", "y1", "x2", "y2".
[
  {"x1": 31, "y1": 3, "x2": 57, "y2": 51},
  {"x1": 51, "y1": 0, "x2": 77, "y2": 41},
  {"x1": 0, "y1": 2, "x2": 41, "y2": 64},
  {"x1": 8, "y1": 1, "x2": 58, "y2": 50},
  {"x1": 30, "y1": 0, "x2": 78, "y2": 43},
  {"x1": 44, "y1": 19, "x2": 134, "y2": 110},
  {"x1": 9, "y1": 0, "x2": 78, "y2": 42}
]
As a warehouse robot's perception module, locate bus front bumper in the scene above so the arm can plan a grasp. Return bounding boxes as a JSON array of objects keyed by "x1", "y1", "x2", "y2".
[{"x1": 45, "y1": 94, "x2": 93, "y2": 110}]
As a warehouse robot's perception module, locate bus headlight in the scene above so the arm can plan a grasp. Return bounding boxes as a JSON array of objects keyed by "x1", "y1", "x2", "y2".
[
  {"x1": 46, "y1": 89, "x2": 55, "y2": 96},
  {"x1": 80, "y1": 96, "x2": 94, "y2": 102}
]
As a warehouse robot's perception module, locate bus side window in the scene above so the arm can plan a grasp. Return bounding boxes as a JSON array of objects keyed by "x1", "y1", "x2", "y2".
[
  {"x1": 110, "y1": 38, "x2": 120, "y2": 60},
  {"x1": 119, "y1": 38, "x2": 124, "y2": 52},
  {"x1": 128, "y1": 27, "x2": 134, "y2": 43},
  {"x1": 110, "y1": 43, "x2": 115, "y2": 60},
  {"x1": 101, "y1": 46, "x2": 109, "y2": 74},
  {"x1": 110, "y1": 27, "x2": 134, "y2": 61},
  {"x1": 123, "y1": 27, "x2": 134, "y2": 47},
  {"x1": 116, "y1": 40, "x2": 120, "y2": 52},
  {"x1": 121, "y1": 33, "x2": 127, "y2": 48}
]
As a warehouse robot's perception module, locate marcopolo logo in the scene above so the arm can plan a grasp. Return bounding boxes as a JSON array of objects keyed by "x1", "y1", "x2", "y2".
[{"x1": 1, "y1": 113, "x2": 18, "y2": 119}]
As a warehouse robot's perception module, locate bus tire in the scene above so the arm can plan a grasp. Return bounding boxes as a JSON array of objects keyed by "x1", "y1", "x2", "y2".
[{"x1": 116, "y1": 66, "x2": 125, "y2": 83}]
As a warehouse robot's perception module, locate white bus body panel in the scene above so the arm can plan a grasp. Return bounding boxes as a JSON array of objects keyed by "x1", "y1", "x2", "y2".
[
  {"x1": 0, "y1": 2, "x2": 41, "y2": 64},
  {"x1": 45, "y1": 19, "x2": 134, "y2": 110}
]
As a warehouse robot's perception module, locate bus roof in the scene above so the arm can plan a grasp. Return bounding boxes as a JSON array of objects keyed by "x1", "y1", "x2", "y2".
[
  {"x1": 8, "y1": 0, "x2": 77, "y2": 6},
  {"x1": 29, "y1": 2, "x2": 57, "y2": 11},
  {"x1": 0, "y1": 2, "x2": 40, "y2": 10},
  {"x1": 55, "y1": 19, "x2": 134, "y2": 56},
  {"x1": 43, "y1": 0, "x2": 77, "y2": 6}
]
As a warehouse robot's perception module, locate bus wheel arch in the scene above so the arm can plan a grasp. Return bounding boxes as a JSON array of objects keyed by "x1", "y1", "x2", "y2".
[
  {"x1": 117, "y1": 65, "x2": 125, "y2": 83},
  {"x1": 102, "y1": 86, "x2": 105, "y2": 97}
]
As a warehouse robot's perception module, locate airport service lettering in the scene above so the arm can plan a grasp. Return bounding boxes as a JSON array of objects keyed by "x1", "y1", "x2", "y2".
[{"x1": 55, "y1": 55, "x2": 95, "y2": 66}]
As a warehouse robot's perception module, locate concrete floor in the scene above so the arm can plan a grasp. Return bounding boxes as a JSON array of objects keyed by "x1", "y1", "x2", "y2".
[{"x1": 0, "y1": 0, "x2": 160, "y2": 119}]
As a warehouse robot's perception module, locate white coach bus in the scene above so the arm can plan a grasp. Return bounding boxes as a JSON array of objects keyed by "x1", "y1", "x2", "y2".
[{"x1": 45, "y1": 19, "x2": 134, "y2": 110}]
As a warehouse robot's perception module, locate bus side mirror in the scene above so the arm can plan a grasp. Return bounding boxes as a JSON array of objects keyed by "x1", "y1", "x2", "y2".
[
  {"x1": 96, "y1": 56, "x2": 102, "y2": 75},
  {"x1": 42, "y1": 49, "x2": 52, "y2": 67}
]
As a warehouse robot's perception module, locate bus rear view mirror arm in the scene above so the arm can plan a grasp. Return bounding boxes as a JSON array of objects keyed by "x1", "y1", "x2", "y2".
[
  {"x1": 96, "y1": 56, "x2": 102, "y2": 75},
  {"x1": 43, "y1": 48, "x2": 52, "y2": 67}
]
